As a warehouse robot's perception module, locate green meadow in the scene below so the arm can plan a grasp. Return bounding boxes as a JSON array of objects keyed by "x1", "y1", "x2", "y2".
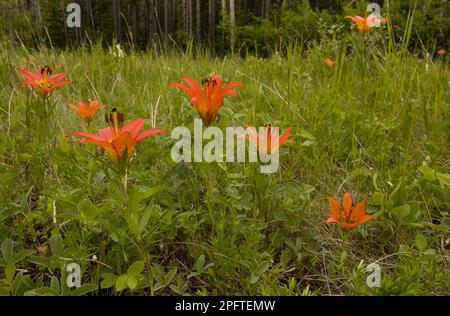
[{"x1": 0, "y1": 37, "x2": 449, "y2": 295}]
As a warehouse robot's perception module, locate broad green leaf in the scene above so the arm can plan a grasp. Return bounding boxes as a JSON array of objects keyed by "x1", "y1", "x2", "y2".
[
  {"x1": 423, "y1": 248, "x2": 436, "y2": 255},
  {"x1": 420, "y1": 249, "x2": 437, "y2": 264},
  {"x1": 250, "y1": 261, "x2": 270, "y2": 284},
  {"x1": 126, "y1": 276, "x2": 138, "y2": 290},
  {"x1": 154, "y1": 283, "x2": 164, "y2": 291},
  {"x1": 415, "y1": 233, "x2": 427, "y2": 252},
  {"x1": 351, "y1": 168, "x2": 371, "y2": 177},
  {"x1": 294, "y1": 184, "x2": 315, "y2": 195},
  {"x1": 388, "y1": 178, "x2": 403, "y2": 203},
  {"x1": 255, "y1": 261, "x2": 270, "y2": 276},
  {"x1": 370, "y1": 192, "x2": 384, "y2": 206},
  {"x1": 101, "y1": 273, "x2": 117, "y2": 289},
  {"x1": 390, "y1": 204, "x2": 410, "y2": 220},
  {"x1": 50, "y1": 235, "x2": 64, "y2": 256},
  {"x1": 170, "y1": 284, "x2": 185, "y2": 295},
  {"x1": 70, "y1": 284, "x2": 97, "y2": 296},
  {"x1": 24, "y1": 287, "x2": 60, "y2": 296},
  {"x1": 127, "y1": 261, "x2": 145, "y2": 276},
  {"x1": 139, "y1": 208, "x2": 152, "y2": 232},
  {"x1": 128, "y1": 188, "x2": 140, "y2": 219},
  {"x1": 5, "y1": 262, "x2": 15, "y2": 284},
  {"x1": 115, "y1": 274, "x2": 128, "y2": 292},
  {"x1": 280, "y1": 250, "x2": 291, "y2": 268},
  {"x1": 163, "y1": 268, "x2": 177, "y2": 286},
  {"x1": 123, "y1": 188, "x2": 141, "y2": 239},
  {"x1": 436, "y1": 172, "x2": 450, "y2": 187},
  {"x1": 1, "y1": 239, "x2": 13, "y2": 261},
  {"x1": 140, "y1": 186, "x2": 165, "y2": 199},
  {"x1": 78, "y1": 199, "x2": 98, "y2": 221},
  {"x1": 418, "y1": 165, "x2": 435, "y2": 181},
  {"x1": 250, "y1": 274, "x2": 260, "y2": 284},
  {"x1": 433, "y1": 225, "x2": 449, "y2": 233},
  {"x1": 50, "y1": 276, "x2": 60, "y2": 294},
  {"x1": 109, "y1": 232, "x2": 119, "y2": 242},
  {"x1": 408, "y1": 201, "x2": 421, "y2": 219},
  {"x1": 298, "y1": 130, "x2": 316, "y2": 140},
  {"x1": 194, "y1": 255, "x2": 206, "y2": 272},
  {"x1": 11, "y1": 273, "x2": 34, "y2": 296}
]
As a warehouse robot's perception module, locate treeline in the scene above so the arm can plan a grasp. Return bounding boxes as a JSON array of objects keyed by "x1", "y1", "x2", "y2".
[{"x1": 0, "y1": 0, "x2": 448, "y2": 55}]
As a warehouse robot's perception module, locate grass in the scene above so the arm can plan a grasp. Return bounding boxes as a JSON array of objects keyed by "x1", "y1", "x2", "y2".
[{"x1": 0, "y1": 36, "x2": 449, "y2": 296}]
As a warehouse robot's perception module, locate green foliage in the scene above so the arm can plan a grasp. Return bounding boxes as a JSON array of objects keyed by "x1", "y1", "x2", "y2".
[
  {"x1": 1, "y1": 0, "x2": 448, "y2": 54},
  {"x1": 0, "y1": 23, "x2": 449, "y2": 296}
]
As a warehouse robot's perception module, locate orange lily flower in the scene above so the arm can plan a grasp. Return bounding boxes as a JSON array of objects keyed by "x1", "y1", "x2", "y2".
[
  {"x1": 19, "y1": 66, "x2": 71, "y2": 97},
  {"x1": 345, "y1": 15, "x2": 388, "y2": 33},
  {"x1": 241, "y1": 125, "x2": 294, "y2": 154},
  {"x1": 323, "y1": 57, "x2": 337, "y2": 68},
  {"x1": 68, "y1": 100, "x2": 107, "y2": 124},
  {"x1": 325, "y1": 192, "x2": 373, "y2": 230},
  {"x1": 437, "y1": 49, "x2": 446, "y2": 56},
  {"x1": 71, "y1": 116, "x2": 166, "y2": 166},
  {"x1": 170, "y1": 75, "x2": 243, "y2": 125}
]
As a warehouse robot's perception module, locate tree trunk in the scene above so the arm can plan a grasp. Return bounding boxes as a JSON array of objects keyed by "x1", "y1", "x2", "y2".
[
  {"x1": 60, "y1": 0, "x2": 68, "y2": 46},
  {"x1": 196, "y1": 0, "x2": 201, "y2": 43},
  {"x1": 153, "y1": 0, "x2": 159, "y2": 39},
  {"x1": 164, "y1": 0, "x2": 168, "y2": 35},
  {"x1": 188, "y1": 0, "x2": 193, "y2": 38},
  {"x1": 221, "y1": 0, "x2": 226, "y2": 48},
  {"x1": 171, "y1": 0, "x2": 177, "y2": 34},
  {"x1": 131, "y1": 0, "x2": 138, "y2": 48},
  {"x1": 182, "y1": 0, "x2": 187, "y2": 33},
  {"x1": 86, "y1": 0, "x2": 95, "y2": 29},
  {"x1": 151, "y1": 0, "x2": 156, "y2": 42},
  {"x1": 113, "y1": 0, "x2": 122, "y2": 41},
  {"x1": 35, "y1": 0, "x2": 41, "y2": 31},
  {"x1": 208, "y1": 0, "x2": 216, "y2": 53},
  {"x1": 146, "y1": 0, "x2": 154, "y2": 45},
  {"x1": 229, "y1": 0, "x2": 236, "y2": 53},
  {"x1": 243, "y1": 0, "x2": 249, "y2": 24},
  {"x1": 264, "y1": 0, "x2": 271, "y2": 19}
]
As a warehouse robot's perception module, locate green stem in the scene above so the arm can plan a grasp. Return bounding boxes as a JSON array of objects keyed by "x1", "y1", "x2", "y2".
[
  {"x1": 122, "y1": 171, "x2": 128, "y2": 201},
  {"x1": 205, "y1": 163, "x2": 216, "y2": 239}
]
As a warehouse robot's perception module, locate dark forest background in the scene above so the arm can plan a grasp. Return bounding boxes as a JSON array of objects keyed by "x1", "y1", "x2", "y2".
[{"x1": 0, "y1": 0, "x2": 448, "y2": 55}]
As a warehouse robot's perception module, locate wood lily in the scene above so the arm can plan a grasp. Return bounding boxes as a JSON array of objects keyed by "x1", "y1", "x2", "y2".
[
  {"x1": 325, "y1": 192, "x2": 373, "y2": 230},
  {"x1": 170, "y1": 75, "x2": 242, "y2": 125}
]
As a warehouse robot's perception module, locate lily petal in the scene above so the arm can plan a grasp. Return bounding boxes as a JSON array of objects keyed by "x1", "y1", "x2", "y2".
[
  {"x1": 327, "y1": 197, "x2": 341, "y2": 220},
  {"x1": 351, "y1": 200, "x2": 366, "y2": 220},
  {"x1": 136, "y1": 128, "x2": 166, "y2": 141},
  {"x1": 343, "y1": 192, "x2": 352, "y2": 215},
  {"x1": 121, "y1": 118, "x2": 145, "y2": 138}
]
